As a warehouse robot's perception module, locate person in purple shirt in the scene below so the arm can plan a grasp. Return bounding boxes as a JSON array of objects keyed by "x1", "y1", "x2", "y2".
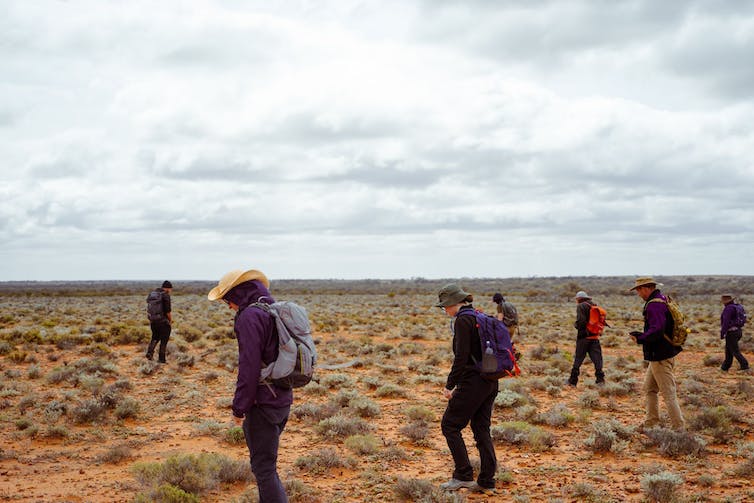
[
  {"x1": 719, "y1": 294, "x2": 749, "y2": 372},
  {"x1": 209, "y1": 269, "x2": 292, "y2": 503},
  {"x1": 629, "y1": 277, "x2": 685, "y2": 431}
]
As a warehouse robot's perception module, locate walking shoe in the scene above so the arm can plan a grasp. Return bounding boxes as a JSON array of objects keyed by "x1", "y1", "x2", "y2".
[
  {"x1": 471, "y1": 482, "x2": 496, "y2": 495},
  {"x1": 440, "y1": 479, "x2": 476, "y2": 491}
]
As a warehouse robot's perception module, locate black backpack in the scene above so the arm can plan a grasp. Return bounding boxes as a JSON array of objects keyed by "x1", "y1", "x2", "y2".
[{"x1": 146, "y1": 291, "x2": 167, "y2": 323}]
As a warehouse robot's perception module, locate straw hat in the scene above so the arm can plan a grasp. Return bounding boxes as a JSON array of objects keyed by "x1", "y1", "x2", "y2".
[
  {"x1": 207, "y1": 269, "x2": 269, "y2": 301},
  {"x1": 629, "y1": 276, "x2": 663, "y2": 291},
  {"x1": 575, "y1": 291, "x2": 591, "y2": 300}
]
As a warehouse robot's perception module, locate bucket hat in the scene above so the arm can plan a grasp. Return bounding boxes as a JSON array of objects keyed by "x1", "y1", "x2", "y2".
[
  {"x1": 575, "y1": 291, "x2": 591, "y2": 300},
  {"x1": 208, "y1": 269, "x2": 269, "y2": 301},
  {"x1": 629, "y1": 277, "x2": 663, "y2": 291},
  {"x1": 435, "y1": 283, "x2": 471, "y2": 308}
]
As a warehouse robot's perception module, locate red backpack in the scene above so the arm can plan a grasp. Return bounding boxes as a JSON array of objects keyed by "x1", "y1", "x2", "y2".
[{"x1": 586, "y1": 304, "x2": 609, "y2": 339}]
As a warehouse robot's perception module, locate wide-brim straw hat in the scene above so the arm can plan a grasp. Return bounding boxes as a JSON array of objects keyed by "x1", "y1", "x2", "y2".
[
  {"x1": 629, "y1": 276, "x2": 663, "y2": 291},
  {"x1": 208, "y1": 269, "x2": 269, "y2": 301},
  {"x1": 435, "y1": 283, "x2": 471, "y2": 307}
]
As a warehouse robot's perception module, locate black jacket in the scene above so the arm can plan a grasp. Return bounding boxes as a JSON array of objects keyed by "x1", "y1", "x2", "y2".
[{"x1": 445, "y1": 305, "x2": 483, "y2": 390}]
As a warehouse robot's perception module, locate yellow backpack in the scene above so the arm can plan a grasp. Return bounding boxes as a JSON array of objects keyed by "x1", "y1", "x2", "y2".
[{"x1": 648, "y1": 296, "x2": 691, "y2": 347}]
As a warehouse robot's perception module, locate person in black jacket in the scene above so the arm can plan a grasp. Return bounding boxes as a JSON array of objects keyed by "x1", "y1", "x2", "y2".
[
  {"x1": 567, "y1": 291, "x2": 605, "y2": 386},
  {"x1": 435, "y1": 284, "x2": 498, "y2": 495},
  {"x1": 146, "y1": 280, "x2": 173, "y2": 363}
]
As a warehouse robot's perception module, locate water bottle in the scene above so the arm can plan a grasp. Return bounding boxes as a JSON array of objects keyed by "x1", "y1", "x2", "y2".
[{"x1": 482, "y1": 340, "x2": 497, "y2": 373}]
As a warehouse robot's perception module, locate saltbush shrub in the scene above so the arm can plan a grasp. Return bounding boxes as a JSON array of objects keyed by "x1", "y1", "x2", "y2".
[{"x1": 640, "y1": 470, "x2": 683, "y2": 503}]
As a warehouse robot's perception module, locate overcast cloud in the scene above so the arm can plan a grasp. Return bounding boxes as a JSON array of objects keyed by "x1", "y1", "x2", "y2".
[{"x1": 1, "y1": 0, "x2": 753, "y2": 282}]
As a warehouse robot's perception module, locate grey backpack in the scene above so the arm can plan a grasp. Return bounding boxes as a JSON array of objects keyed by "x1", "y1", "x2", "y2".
[{"x1": 253, "y1": 301, "x2": 316, "y2": 389}]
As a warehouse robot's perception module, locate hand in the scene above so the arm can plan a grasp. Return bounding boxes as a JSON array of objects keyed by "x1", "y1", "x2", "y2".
[
  {"x1": 442, "y1": 388, "x2": 453, "y2": 400},
  {"x1": 629, "y1": 331, "x2": 642, "y2": 338},
  {"x1": 233, "y1": 415, "x2": 244, "y2": 426}
]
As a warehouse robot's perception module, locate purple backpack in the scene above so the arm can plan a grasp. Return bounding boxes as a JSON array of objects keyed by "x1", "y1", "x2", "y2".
[{"x1": 465, "y1": 310, "x2": 520, "y2": 380}]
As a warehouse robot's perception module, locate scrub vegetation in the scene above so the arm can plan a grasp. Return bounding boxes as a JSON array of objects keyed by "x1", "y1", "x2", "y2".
[{"x1": 1, "y1": 276, "x2": 753, "y2": 501}]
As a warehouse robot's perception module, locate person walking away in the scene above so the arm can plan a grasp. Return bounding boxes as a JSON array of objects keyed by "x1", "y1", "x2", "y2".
[
  {"x1": 208, "y1": 269, "x2": 292, "y2": 503},
  {"x1": 720, "y1": 294, "x2": 750, "y2": 372},
  {"x1": 568, "y1": 291, "x2": 605, "y2": 386},
  {"x1": 436, "y1": 284, "x2": 497, "y2": 495},
  {"x1": 146, "y1": 280, "x2": 173, "y2": 363},
  {"x1": 492, "y1": 292, "x2": 518, "y2": 340},
  {"x1": 629, "y1": 277, "x2": 685, "y2": 431}
]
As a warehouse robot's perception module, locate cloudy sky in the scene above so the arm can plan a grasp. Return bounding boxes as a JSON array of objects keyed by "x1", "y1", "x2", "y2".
[{"x1": 2, "y1": 0, "x2": 753, "y2": 282}]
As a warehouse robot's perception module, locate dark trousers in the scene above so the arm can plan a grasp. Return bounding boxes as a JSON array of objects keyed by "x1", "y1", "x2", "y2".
[
  {"x1": 146, "y1": 322, "x2": 171, "y2": 362},
  {"x1": 569, "y1": 338, "x2": 605, "y2": 385},
  {"x1": 243, "y1": 405, "x2": 290, "y2": 503},
  {"x1": 441, "y1": 374, "x2": 498, "y2": 488},
  {"x1": 722, "y1": 329, "x2": 750, "y2": 371}
]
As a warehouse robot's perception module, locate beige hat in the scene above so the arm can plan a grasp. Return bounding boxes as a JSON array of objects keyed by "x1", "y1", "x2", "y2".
[
  {"x1": 575, "y1": 291, "x2": 591, "y2": 300},
  {"x1": 721, "y1": 293, "x2": 736, "y2": 300},
  {"x1": 207, "y1": 269, "x2": 269, "y2": 301},
  {"x1": 629, "y1": 276, "x2": 663, "y2": 291}
]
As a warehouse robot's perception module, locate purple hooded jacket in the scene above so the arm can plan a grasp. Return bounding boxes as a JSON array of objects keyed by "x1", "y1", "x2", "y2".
[
  {"x1": 225, "y1": 280, "x2": 293, "y2": 417},
  {"x1": 720, "y1": 302, "x2": 742, "y2": 338}
]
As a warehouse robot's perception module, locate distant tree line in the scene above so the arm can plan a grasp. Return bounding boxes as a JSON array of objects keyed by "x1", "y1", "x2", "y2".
[{"x1": 0, "y1": 276, "x2": 752, "y2": 298}]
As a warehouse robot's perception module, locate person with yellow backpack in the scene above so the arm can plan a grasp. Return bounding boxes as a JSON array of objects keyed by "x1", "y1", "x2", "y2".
[
  {"x1": 629, "y1": 277, "x2": 686, "y2": 431},
  {"x1": 567, "y1": 291, "x2": 606, "y2": 387}
]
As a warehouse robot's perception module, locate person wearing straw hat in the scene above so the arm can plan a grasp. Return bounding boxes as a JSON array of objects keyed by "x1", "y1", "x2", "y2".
[
  {"x1": 208, "y1": 269, "x2": 292, "y2": 503},
  {"x1": 720, "y1": 294, "x2": 750, "y2": 373},
  {"x1": 435, "y1": 284, "x2": 498, "y2": 496},
  {"x1": 629, "y1": 277, "x2": 685, "y2": 431},
  {"x1": 567, "y1": 291, "x2": 605, "y2": 387},
  {"x1": 145, "y1": 280, "x2": 173, "y2": 363}
]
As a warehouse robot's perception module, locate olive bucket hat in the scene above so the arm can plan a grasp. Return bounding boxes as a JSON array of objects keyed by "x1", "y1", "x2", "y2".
[{"x1": 435, "y1": 283, "x2": 471, "y2": 308}]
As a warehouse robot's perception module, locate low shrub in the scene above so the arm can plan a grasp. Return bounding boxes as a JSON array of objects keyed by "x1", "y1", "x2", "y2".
[
  {"x1": 404, "y1": 405, "x2": 435, "y2": 422},
  {"x1": 98, "y1": 445, "x2": 133, "y2": 464},
  {"x1": 399, "y1": 421, "x2": 430, "y2": 444},
  {"x1": 374, "y1": 383, "x2": 407, "y2": 398},
  {"x1": 491, "y1": 421, "x2": 556, "y2": 451},
  {"x1": 224, "y1": 427, "x2": 245, "y2": 445},
  {"x1": 394, "y1": 478, "x2": 463, "y2": 502},
  {"x1": 294, "y1": 447, "x2": 356, "y2": 473},
  {"x1": 70, "y1": 398, "x2": 107, "y2": 424},
  {"x1": 316, "y1": 415, "x2": 372, "y2": 438},
  {"x1": 642, "y1": 428, "x2": 706, "y2": 458},
  {"x1": 583, "y1": 419, "x2": 634, "y2": 453},
  {"x1": 114, "y1": 397, "x2": 140, "y2": 419},
  {"x1": 640, "y1": 470, "x2": 683, "y2": 503},
  {"x1": 344, "y1": 434, "x2": 380, "y2": 455}
]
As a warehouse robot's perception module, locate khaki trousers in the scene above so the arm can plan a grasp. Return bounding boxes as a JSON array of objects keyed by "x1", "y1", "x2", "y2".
[{"x1": 643, "y1": 358, "x2": 685, "y2": 430}]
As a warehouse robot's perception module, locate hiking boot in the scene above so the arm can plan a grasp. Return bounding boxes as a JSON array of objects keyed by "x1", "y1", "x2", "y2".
[
  {"x1": 440, "y1": 479, "x2": 476, "y2": 491},
  {"x1": 471, "y1": 482, "x2": 496, "y2": 495},
  {"x1": 145, "y1": 354, "x2": 153, "y2": 361},
  {"x1": 158, "y1": 359, "x2": 167, "y2": 364}
]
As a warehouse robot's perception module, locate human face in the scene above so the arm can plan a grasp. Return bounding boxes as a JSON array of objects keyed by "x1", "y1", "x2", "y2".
[
  {"x1": 634, "y1": 286, "x2": 653, "y2": 301},
  {"x1": 442, "y1": 303, "x2": 462, "y2": 317},
  {"x1": 223, "y1": 299, "x2": 239, "y2": 311}
]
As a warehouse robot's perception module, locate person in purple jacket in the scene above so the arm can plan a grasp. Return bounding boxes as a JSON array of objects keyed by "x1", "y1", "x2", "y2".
[
  {"x1": 629, "y1": 277, "x2": 685, "y2": 431},
  {"x1": 720, "y1": 294, "x2": 749, "y2": 372},
  {"x1": 209, "y1": 269, "x2": 292, "y2": 503}
]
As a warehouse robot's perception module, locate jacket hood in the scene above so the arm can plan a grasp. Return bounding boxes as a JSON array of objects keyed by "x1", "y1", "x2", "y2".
[{"x1": 224, "y1": 280, "x2": 274, "y2": 309}]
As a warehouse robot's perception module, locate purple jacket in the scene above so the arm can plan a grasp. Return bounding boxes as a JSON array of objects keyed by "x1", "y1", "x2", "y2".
[
  {"x1": 720, "y1": 302, "x2": 740, "y2": 338},
  {"x1": 226, "y1": 280, "x2": 293, "y2": 417},
  {"x1": 637, "y1": 289, "x2": 682, "y2": 361}
]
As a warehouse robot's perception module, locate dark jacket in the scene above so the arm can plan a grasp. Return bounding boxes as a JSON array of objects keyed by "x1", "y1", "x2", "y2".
[
  {"x1": 226, "y1": 280, "x2": 293, "y2": 417},
  {"x1": 445, "y1": 305, "x2": 483, "y2": 390},
  {"x1": 637, "y1": 289, "x2": 682, "y2": 361},
  {"x1": 574, "y1": 300, "x2": 594, "y2": 339},
  {"x1": 720, "y1": 302, "x2": 740, "y2": 338}
]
